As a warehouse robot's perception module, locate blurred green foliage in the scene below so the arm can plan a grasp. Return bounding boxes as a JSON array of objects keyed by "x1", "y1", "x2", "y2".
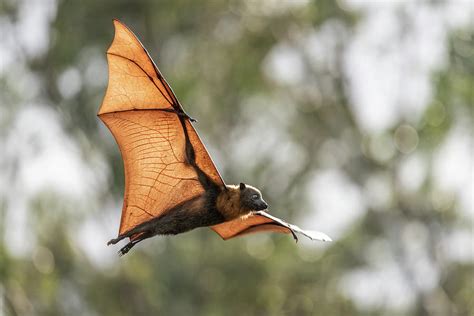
[{"x1": 0, "y1": 0, "x2": 473, "y2": 315}]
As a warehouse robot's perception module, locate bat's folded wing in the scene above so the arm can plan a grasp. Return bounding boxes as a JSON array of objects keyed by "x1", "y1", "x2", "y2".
[{"x1": 211, "y1": 211, "x2": 331, "y2": 242}]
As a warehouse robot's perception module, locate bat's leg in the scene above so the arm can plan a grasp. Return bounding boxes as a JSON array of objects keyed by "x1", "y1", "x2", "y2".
[
  {"x1": 107, "y1": 236, "x2": 125, "y2": 245},
  {"x1": 107, "y1": 221, "x2": 156, "y2": 245},
  {"x1": 118, "y1": 231, "x2": 153, "y2": 256}
]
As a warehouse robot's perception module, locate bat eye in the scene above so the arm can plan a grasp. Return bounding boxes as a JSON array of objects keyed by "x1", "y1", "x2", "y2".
[{"x1": 251, "y1": 194, "x2": 259, "y2": 200}]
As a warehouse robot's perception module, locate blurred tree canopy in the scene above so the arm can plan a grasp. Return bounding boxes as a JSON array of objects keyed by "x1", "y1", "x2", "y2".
[{"x1": 0, "y1": 0, "x2": 472, "y2": 315}]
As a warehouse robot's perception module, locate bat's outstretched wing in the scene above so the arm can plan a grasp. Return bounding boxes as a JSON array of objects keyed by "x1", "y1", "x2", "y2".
[
  {"x1": 99, "y1": 20, "x2": 224, "y2": 238},
  {"x1": 211, "y1": 211, "x2": 332, "y2": 242}
]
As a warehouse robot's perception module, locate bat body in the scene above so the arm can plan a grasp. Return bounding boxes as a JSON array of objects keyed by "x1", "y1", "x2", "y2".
[
  {"x1": 108, "y1": 184, "x2": 268, "y2": 254},
  {"x1": 99, "y1": 20, "x2": 331, "y2": 256}
]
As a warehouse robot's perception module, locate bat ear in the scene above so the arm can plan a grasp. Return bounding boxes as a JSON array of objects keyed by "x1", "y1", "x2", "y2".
[{"x1": 239, "y1": 183, "x2": 246, "y2": 190}]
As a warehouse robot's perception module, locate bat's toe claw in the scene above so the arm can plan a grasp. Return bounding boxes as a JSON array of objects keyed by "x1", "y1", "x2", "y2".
[{"x1": 118, "y1": 242, "x2": 134, "y2": 256}]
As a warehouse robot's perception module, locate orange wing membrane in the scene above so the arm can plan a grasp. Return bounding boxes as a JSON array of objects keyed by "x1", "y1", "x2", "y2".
[
  {"x1": 99, "y1": 20, "x2": 177, "y2": 115},
  {"x1": 99, "y1": 20, "x2": 224, "y2": 237},
  {"x1": 212, "y1": 211, "x2": 332, "y2": 242}
]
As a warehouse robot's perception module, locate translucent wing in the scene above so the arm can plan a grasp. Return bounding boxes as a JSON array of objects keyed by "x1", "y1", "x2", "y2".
[
  {"x1": 98, "y1": 20, "x2": 178, "y2": 115},
  {"x1": 211, "y1": 211, "x2": 332, "y2": 242},
  {"x1": 99, "y1": 20, "x2": 224, "y2": 237}
]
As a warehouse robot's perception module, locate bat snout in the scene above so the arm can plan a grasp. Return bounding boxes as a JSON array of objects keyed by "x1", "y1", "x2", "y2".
[{"x1": 256, "y1": 200, "x2": 268, "y2": 211}]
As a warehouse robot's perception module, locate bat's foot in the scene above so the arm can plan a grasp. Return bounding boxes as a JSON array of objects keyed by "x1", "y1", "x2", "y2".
[{"x1": 118, "y1": 241, "x2": 135, "y2": 256}]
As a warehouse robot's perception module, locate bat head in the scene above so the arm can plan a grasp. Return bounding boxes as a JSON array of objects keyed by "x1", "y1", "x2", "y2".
[{"x1": 239, "y1": 183, "x2": 268, "y2": 211}]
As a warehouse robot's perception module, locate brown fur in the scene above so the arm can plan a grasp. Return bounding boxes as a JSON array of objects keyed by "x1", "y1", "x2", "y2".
[
  {"x1": 110, "y1": 183, "x2": 267, "y2": 255},
  {"x1": 216, "y1": 184, "x2": 264, "y2": 220},
  {"x1": 217, "y1": 185, "x2": 243, "y2": 220}
]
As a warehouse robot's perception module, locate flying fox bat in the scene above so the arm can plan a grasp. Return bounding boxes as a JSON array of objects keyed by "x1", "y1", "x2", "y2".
[{"x1": 99, "y1": 20, "x2": 331, "y2": 256}]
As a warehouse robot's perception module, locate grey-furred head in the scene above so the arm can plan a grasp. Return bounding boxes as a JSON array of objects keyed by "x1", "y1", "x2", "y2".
[{"x1": 239, "y1": 183, "x2": 268, "y2": 211}]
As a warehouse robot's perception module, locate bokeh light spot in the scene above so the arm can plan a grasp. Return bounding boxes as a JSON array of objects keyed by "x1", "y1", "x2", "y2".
[
  {"x1": 394, "y1": 124, "x2": 419, "y2": 154},
  {"x1": 32, "y1": 246, "x2": 55, "y2": 274},
  {"x1": 57, "y1": 67, "x2": 82, "y2": 99},
  {"x1": 246, "y1": 235, "x2": 275, "y2": 260},
  {"x1": 367, "y1": 133, "x2": 396, "y2": 163},
  {"x1": 426, "y1": 101, "x2": 446, "y2": 127}
]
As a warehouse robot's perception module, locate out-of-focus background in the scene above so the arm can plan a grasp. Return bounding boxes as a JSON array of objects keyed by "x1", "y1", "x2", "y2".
[{"x1": 1, "y1": 0, "x2": 473, "y2": 315}]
